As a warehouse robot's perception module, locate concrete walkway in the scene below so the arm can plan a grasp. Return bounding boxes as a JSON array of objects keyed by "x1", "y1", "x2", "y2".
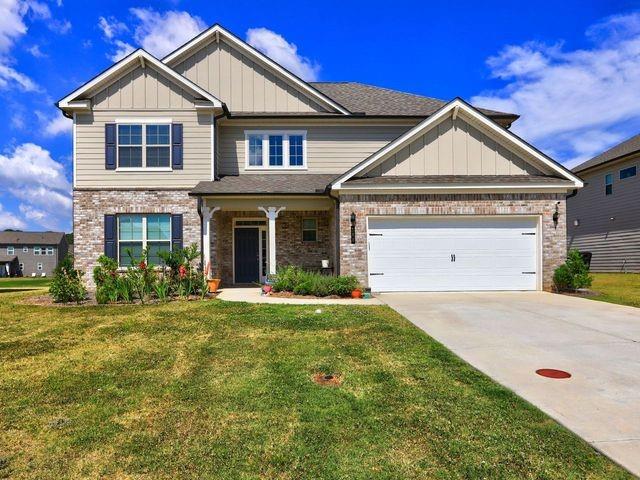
[
  {"x1": 380, "y1": 291, "x2": 640, "y2": 476},
  {"x1": 217, "y1": 287, "x2": 383, "y2": 305}
]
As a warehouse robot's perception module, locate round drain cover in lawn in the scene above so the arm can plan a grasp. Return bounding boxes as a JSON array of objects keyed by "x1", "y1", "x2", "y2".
[{"x1": 536, "y1": 369, "x2": 571, "y2": 379}]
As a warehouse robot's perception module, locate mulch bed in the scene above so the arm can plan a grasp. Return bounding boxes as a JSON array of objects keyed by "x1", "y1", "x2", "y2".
[
  {"x1": 21, "y1": 292, "x2": 219, "y2": 308},
  {"x1": 560, "y1": 289, "x2": 601, "y2": 299},
  {"x1": 268, "y1": 291, "x2": 346, "y2": 300}
]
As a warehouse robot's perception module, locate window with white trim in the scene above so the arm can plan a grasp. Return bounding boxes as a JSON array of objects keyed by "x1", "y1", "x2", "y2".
[
  {"x1": 118, "y1": 124, "x2": 170, "y2": 169},
  {"x1": 22, "y1": 246, "x2": 28, "y2": 253},
  {"x1": 302, "y1": 218, "x2": 318, "y2": 242},
  {"x1": 34, "y1": 247, "x2": 41, "y2": 256},
  {"x1": 46, "y1": 247, "x2": 54, "y2": 256},
  {"x1": 6, "y1": 246, "x2": 14, "y2": 255},
  {"x1": 620, "y1": 166, "x2": 636, "y2": 180},
  {"x1": 37, "y1": 262, "x2": 43, "y2": 271},
  {"x1": 245, "y1": 131, "x2": 307, "y2": 169},
  {"x1": 118, "y1": 214, "x2": 171, "y2": 266},
  {"x1": 19, "y1": 263, "x2": 23, "y2": 271},
  {"x1": 605, "y1": 173, "x2": 613, "y2": 195}
]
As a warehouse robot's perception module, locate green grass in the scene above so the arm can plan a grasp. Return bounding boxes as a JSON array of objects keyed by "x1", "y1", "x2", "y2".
[
  {"x1": 0, "y1": 277, "x2": 51, "y2": 292},
  {"x1": 0, "y1": 291, "x2": 630, "y2": 479},
  {"x1": 588, "y1": 273, "x2": 640, "y2": 308}
]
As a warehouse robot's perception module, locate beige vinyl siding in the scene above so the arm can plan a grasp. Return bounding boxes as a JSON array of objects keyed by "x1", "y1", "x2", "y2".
[
  {"x1": 218, "y1": 124, "x2": 411, "y2": 175},
  {"x1": 567, "y1": 156, "x2": 640, "y2": 272},
  {"x1": 366, "y1": 117, "x2": 543, "y2": 177},
  {"x1": 76, "y1": 110, "x2": 211, "y2": 188},
  {"x1": 92, "y1": 65, "x2": 196, "y2": 110},
  {"x1": 173, "y1": 38, "x2": 327, "y2": 113}
]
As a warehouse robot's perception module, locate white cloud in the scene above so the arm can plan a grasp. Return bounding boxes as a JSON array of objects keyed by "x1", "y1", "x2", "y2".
[
  {"x1": 18, "y1": 203, "x2": 60, "y2": 230},
  {"x1": 471, "y1": 12, "x2": 640, "y2": 166},
  {"x1": 109, "y1": 39, "x2": 134, "y2": 62},
  {"x1": 0, "y1": 202, "x2": 26, "y2": 230},
  {"x1": 0, "y1": 62, "x2": 39, "y2": 90},
  {"x1": 98, "y1": 15, "x2": 127, "y2": 40},
  {"x1": 129, "y1": 8, "x2": 206, "y2": 58},
  {"x1": 43, "y1": 114, "x2": 71, "y2": 137},
  {"x1": 48, "y1": 18, "x2": 71, "y2": 34},
  {"x1": 246, "y1": 27, "x2": 320, "y2": 81},
  {"x1": 26, "y1": 43, "x2": 44, "y2": 57}
]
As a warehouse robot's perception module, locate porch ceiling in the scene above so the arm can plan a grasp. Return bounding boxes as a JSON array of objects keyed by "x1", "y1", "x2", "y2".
[{"x1": 190, "y1": 174, "x2": 336, "y2": 196}]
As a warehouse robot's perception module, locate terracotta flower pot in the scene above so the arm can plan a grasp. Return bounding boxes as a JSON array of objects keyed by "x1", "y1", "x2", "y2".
[
  {"x1": 207, "y1": 278, "x2": 221, "y2": 293},
  {"x1": 351, "y1": 289, "x2": 362, "y2": 299}
]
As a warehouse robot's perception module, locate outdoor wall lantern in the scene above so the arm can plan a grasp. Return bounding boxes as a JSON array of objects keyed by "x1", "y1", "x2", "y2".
[
  {"x1": 573, "y1": 219, "x2": 580, "y2": 227},
  {"x1": 350, "y1": 212, "x2": 356, "y2": 244},
  {"x1": 552, "y1": 202, "x2": 560, "y2": 229}
]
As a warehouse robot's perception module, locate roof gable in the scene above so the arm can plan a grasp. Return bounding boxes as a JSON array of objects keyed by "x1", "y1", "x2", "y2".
[
  {"x1": 57, "y1": 49, "x2": 223, "y2": 112},
  {"x1": 331, "y1": 98, "x2": 583, "y2": 188},
  {"x1": 163, "y1": 24, "x2": 350, "y2": 115}
]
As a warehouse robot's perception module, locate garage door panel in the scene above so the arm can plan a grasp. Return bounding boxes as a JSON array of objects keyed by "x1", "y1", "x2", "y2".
[{"x1": 367, "y1": 216, "x2": 538, "y2": 292}]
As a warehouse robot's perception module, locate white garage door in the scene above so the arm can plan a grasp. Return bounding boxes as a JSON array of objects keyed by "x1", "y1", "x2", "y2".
[{"x1": 367, "y1": 216, "x2": 538, "y2": 292}]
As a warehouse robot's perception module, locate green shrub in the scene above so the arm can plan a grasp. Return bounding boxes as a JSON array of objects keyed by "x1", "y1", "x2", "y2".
[
  {"x1": 272, "y1": 266, "x2": 360, "y2": 297},
  {"x1": 553, "y1": 249, "x2": 593, "y2": 292},
  {"x1": 49, "y1": 255, "x2": 87, "y2": 304},
  {"x1": 93, "y1": 255, "x2": 119, "y2": 304}
]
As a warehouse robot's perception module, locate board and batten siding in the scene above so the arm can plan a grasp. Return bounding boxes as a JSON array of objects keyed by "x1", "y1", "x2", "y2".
[
  {"x1": 366, "y1": 117, "x2": 543, "y2": 177},
  {"x1": 172, "y1": 38, "x2": 327, "y2": 113},
  {"x1": 567, "y1": 156, "x2": 640, "y2": 272},
  {"x1": 217, "y1": 124, "x2": 412, "y2": 175}
]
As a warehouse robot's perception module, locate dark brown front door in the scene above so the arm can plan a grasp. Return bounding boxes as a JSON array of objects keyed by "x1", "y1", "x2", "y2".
[{"x1": 234, "y1": 227, "x2": 260, "y2": 283}]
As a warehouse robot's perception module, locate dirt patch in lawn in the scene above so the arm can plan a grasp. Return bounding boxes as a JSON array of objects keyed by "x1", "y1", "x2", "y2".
[
  {"x1": 312, "y1": 372, "x2": 343, "y2": 387},
  {"x1": 270, "y1": 291, "x2": 345, "y2": 300}
]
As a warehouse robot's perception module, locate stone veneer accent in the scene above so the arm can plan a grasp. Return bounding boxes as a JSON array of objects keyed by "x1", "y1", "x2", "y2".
[
  {"x1": 338, "y1": 193, "x2": 567, "y2": 291},
  {"x1": 73, "y1": 189, "x2": 200, "y2": 288},
  {"x1": 210, "y1": 210, "x2": 334, "y2": 285}
]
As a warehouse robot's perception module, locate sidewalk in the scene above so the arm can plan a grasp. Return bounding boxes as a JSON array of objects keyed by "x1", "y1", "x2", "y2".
[{"x1": 217, "y1": 287, "x2": 383, "y2": 305}]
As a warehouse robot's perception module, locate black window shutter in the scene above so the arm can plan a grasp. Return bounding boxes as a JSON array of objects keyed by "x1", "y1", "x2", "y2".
[
  {"x1": 171, "y1": 214, "x2": 183, "y2": 251},
  {"x1": 104, "y1": 214, "x2": 117, "y2": 259},
  {"x1": 105, "y1": 124, "x2": 116, "y2": 170},
  {"x1": 172, "y1": 123, "x2": 183, "y2": 170}
]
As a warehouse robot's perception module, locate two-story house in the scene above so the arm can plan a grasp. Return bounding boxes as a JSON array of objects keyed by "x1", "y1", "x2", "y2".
[
  {"x1": 57, "y1": 24, "x2": 582, "y2": 291},
  {"x1": 0, "y1": 231, "x2": 68, "y2": 277},
  {"x1": 567, "y1": 133, "x2": 640, "y2": 272}
]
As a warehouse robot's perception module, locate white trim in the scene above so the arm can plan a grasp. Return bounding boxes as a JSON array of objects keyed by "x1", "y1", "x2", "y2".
[
  {"x1": 365, "y1": 214, "x2": 543, "y2": 292},
  {"x1": 58, "y1": 49, "x2": 223, "y2": 110},
  {"x1": 72, "y1": 112, "x2": 77, "y2": 189},
  {"x1": 115, "y1": 122, "x2": 172, "y2": 170},
  {"x1": 162, "y1": 24, "x2": 350, "y2": 115},
  {"x1": 619, "y1": 164, "x2": 637, "y2": 179},
  {"x1": 244, "y1": 130, "x2": 307, "y2": 170},
  {"x1": 335, "y1": 183, "x2": 575, "y2": 194},
  {"x1": 211, "y1": 114, "x2": 215, "y2": 181},
  {"x1": 115, "y1": 167, "x2": 173, "y2": 172},
  {"x1": 115, "y1": 117, "x2": 172, "y2": 124},
  {"x1": 331, "y1": 99, "x2": 583, "y2": 189}
]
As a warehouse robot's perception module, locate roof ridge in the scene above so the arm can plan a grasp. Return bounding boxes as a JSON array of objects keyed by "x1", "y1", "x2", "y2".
[{"x1": 312, "y1": 81, "x2": 447, "y2": 103}]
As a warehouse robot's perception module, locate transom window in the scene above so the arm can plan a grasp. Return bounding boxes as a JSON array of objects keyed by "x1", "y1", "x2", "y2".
[
  {"x1": 245, "y1": 131, "x2": 307, "y2": 169},
  {"x1": 302, "y1": 218, "x2": 318, "y2": 242},
  {"x1": 6, "y1": 246, "x2": 14, "y2": 255},
  {"x1": 118, "y1": 124, "x2": 170, "y2": 169},
  {"x1": 605, "y1": 173, "x2": 613, "y2": 195},
  {"x1": 22, "y1": 246, "x2": 28, "y2": 253},
  {"x1": 620, "y1": 166, "x2": 636, "y2": 180},
  {"x1": 118, "y1": 214, "x2": 171, "y2": 266}
]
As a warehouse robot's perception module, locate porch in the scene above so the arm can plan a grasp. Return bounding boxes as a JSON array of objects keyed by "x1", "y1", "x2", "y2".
[{"x1": 193, "y1": 175, "x2": 338, "y2": 285}]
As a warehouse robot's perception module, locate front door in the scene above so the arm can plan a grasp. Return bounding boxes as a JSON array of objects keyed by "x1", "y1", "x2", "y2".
[{"x1": 234, "y1": 227, "x2": 260, "y2": 283}]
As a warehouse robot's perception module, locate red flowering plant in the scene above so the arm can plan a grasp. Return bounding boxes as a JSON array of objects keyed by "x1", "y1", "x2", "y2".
[
  {"x1": 158, "y1": 244, "x2": 203, "y2": 298},
  {"x1": 124, "y1": 247, "x2": 157, "y2": 304}
]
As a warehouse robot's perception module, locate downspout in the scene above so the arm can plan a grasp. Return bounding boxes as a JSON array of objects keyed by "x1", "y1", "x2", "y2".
[
  {"x1": 566, "y1": 188, "x2": 578, "y2": 199},
  {"x1": 328, "y1": 185, "x2": 340, "y2": 276},
  {"x1": 197, "y1": 197, "x2": 203, "y2": 269}
]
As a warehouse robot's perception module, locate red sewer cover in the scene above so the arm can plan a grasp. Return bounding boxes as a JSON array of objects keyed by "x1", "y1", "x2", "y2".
[{"x1": 536, "y1": 369, "x2": 571, "y2": 379}]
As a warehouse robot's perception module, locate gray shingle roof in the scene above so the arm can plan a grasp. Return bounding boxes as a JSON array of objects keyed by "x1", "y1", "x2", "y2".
[
  {"x1": 572, "y1": 133, "x2": 640, "y2": 173},
  {"x1": 345, "y1": 175, "x2": 573, "y2": 186},
  {"x1": 310, "y1": 82, "x2": 518, "y2": 120},
  {"x1": 0, "y1": 231, "x2": 65, "y2": 245},
  {"x1": 190, "y1": 174, "x2": 336, "y2": 195},
  {"x1": 0, "y1": 255, "x2": 18, "y2": 263}
]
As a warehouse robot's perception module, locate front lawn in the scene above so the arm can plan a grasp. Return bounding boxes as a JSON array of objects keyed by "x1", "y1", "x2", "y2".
[
  {"x1": 0, "y1": 291, "x2": 630, "y2": 479},
  {"x1": 0, "y1": 277, "x2": 51, "y2": 292},
  {"x1": 589, "y1": 273, "x2": 640, "y2": 308}
]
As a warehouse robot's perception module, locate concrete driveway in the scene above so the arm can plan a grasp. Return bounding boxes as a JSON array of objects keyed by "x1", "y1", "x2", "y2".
[{"x1": 380, "y1": 291, "x2": 640, "y2": 476}]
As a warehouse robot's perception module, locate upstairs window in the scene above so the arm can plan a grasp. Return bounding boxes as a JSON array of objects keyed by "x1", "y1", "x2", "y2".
[
  {"x1": 22, "y1": 246, "x2": 28, "y2": 253},
  {"x1": 33, "y1": 247, "x2": 41, "y2": 256},
  {"x1": 245, "y1": 131, "x2": 306, "y2": 169},
  {"x1": 605, "y1": 173, "x2": 613, "y2": 195},
  {"x1": 7, "y1": 246, "x2": 14, "y2": 255},
  {"x1": 620, "y1": 166, "x2": 636, "y2": 180},
  {"x1": 118, "y1": 124, "x2": 170, "y2": 169},
  {"x1": 46, "y1": 247, "x2": 54, "y2": 256}
]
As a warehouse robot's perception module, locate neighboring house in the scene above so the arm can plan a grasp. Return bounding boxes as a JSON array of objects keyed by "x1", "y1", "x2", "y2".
[
  {"x1": 567, "y1": 134, "x2": 640, "y2": 272},
  {"x1": 0, "y1": 231, "x2": 68, "y2": 277},
  {"x1": 57, "y1": 24, "x2": 582, "y2": 292}
]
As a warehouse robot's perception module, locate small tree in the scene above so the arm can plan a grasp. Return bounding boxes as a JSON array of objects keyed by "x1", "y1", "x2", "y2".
[
  {"x1": 553, "y1": 249, "x2": 593, "y2": 292},
  {"x1": 49, "y1": 255, "x2": 87, "y2": 303}
]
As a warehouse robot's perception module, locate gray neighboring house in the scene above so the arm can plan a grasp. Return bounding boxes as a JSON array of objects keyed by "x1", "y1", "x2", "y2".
[
  {"x1": 567, "y1": 133, "x2": 640, "y2": 272},
  {"x1": 58, "y1": 23, "x2": 583, "y2": 292},
  {"x1": 0, "y1": 232, "x2": 69, "y2": 277}
]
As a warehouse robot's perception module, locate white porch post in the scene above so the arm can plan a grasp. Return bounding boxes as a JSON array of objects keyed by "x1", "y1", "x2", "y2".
[
  {"x1": 201, "y1": 203, "x2": 220, "y2": 278},
  {"x1": 258, "y1": 206, "x2": 285, "y2": 275}
]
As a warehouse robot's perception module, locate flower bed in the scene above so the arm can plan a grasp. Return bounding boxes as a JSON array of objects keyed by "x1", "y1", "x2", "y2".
[{"x1": 268, "y1": 266, "x2": 360, "y2": 298}]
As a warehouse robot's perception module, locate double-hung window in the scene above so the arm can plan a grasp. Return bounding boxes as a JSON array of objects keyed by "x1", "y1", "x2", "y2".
[
  {"x1": 302, "y1": 218, "x2": 318, "y2": 242},
  {"x1": 245, "y1": 131, "x2": 306, "y2": 169},
  {"x1": 6, "y1": 246, "x2": 14, "y2": 255},
  {"x1": 33, "y1": 247, "x2": 41, "y2": 256},
  {"x1": 46, "y1": 247, "x2": 54, "y2": 256},
  {"x1": 605, "y1": 173, "x2": 613, "y2": 195},
  {"x1": 118, "y1": 123, "x2": 170, "y2": 169},
  {"x1": 118, "y1": 214, "x2": 171, "y2": 266}
]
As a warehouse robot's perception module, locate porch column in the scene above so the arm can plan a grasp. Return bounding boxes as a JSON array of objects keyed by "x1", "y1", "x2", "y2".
[
  {"x1": 258, "y1": 206, "x2": 285, "y2": 275},
  {"x1": 201, "y1": 204, "x2": 220, "y2": 278}
]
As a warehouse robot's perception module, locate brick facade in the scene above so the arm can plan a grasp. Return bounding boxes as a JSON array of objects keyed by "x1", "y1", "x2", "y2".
[
  {"x1": 73, "y1": 189, "x2": 200, "y2": 288},
  {"x1": 338, "y1": 193, "x2": 567, "y2": 291},
  {"x1": 210, "y1": 210, "x2": 334, "y2": 285}
]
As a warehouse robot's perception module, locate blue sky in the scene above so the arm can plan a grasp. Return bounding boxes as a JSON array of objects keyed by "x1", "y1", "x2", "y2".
[{"x1": 0, "y1": 0, "x2": 638, "y2": 232}]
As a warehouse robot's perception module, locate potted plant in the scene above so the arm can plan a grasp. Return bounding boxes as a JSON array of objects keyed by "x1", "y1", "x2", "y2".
[
  {"x1": 204, "y1": 261, "x2": 221, "y2": 293},
  {"x1": 351, "y1": 287, "x2": 363, "y2": 299}
]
